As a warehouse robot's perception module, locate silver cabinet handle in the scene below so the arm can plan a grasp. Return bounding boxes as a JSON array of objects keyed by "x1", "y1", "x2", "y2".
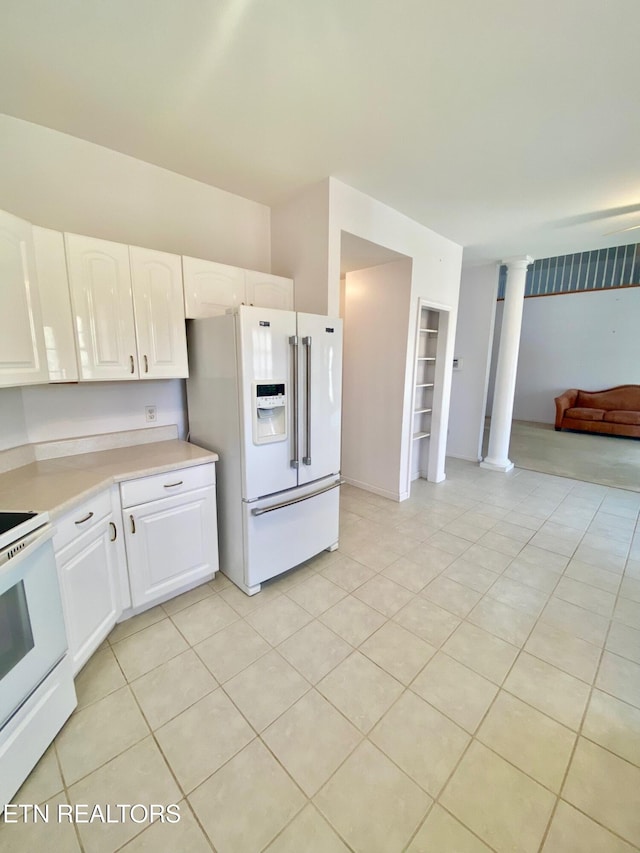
[
  {"x1": 144, "y1": 354, "x2": 149, "y2": 373},
  {"x1": 252, "y1": 479, "x2": 343, "y2": 516},
  {"x1": 130, "y1": 514, "x2": 136, "y2": 534},
  {"x1": 109, "y1": 521, "x2": 117, "y2": 542},
  {"x1": 163, "y1": 480, "x2": 183, "y2": 488},
  {"x1": 75, "y1": 512, "x2": 94, "y2": 525},
  {"x1": 302, "y1": 336, "x2": 312, "y2": 466},
  {"x1": 129, "y1": 355, "x2": 135, "y2": 374},
  {"x1": 289, "y1": 335, "x2": 299, "y2": 469}
]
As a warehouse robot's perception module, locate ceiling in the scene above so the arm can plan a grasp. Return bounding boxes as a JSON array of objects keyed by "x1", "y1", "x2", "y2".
[{"x1": 1, "y1": 0, "x2": 639, "y2": 265}]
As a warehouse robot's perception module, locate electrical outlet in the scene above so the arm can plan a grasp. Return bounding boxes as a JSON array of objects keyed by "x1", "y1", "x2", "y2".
[{"x1": 145, "y1": 405, "x2": 157, "y2": 423}]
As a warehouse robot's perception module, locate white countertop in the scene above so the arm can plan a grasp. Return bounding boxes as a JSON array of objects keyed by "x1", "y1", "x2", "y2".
[{"x1": 0, "y1": 439, "x2": 218, "y2": 519}]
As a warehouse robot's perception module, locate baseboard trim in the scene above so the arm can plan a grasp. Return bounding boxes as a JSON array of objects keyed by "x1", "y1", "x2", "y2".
[
  {"x1": 342, "y1": 477, "x2": 403, "y2": 503},
  {"x1": 446, "y1": 452, "x2": 482, "y2": 463}
]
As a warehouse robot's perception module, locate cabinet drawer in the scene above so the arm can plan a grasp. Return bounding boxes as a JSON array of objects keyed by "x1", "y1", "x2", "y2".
[
  {"x1": 53, "y1": 490, "x2": 112, "y2": 553},
  {"x1": 120, "y1": 463, "x2": 216, "y2": 508}
]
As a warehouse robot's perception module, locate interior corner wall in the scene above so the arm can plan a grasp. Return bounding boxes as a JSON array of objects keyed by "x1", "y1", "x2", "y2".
[
  {"x1": 447, "y1": 264, "x2": 499, "y2": 461},
  {"x1": 0, "y1": 388, "x2": 28, "y2": 450},
  {"x1": 342, "y1": 260, "x2": 412, "y2": 500},
  {"x1": 270, "y1": 180, "x2": 331, "y2": 315},
  {"x1": 487, "y1": 286, "x2": 640, "y2": 423},
  {"x1": 328, "y1": 178, "x2": 463, "y2": 490}
]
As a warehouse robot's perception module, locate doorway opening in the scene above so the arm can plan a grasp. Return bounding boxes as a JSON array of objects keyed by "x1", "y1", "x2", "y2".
[{"x1": 339, "y1": 231, "x2": 413, "y2": 501}]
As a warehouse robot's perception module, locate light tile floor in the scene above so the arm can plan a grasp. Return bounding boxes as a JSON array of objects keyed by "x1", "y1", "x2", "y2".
[{"x1": 2, "y1": 459, "x2": 640, "y2": 852}]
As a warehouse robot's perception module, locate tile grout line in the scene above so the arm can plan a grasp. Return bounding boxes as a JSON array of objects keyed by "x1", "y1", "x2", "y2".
[
  {"x1": 536, "y1": 486, "x2": 638, "y2": 853},
  {"x1": 7, "y1": 468, "x2": 639, "y2": 852},
  {"x1": 418, "y1": 531, "x2": 572, "y2": 849},
  {"x1": 414, "y1": 474, "x2": 639, "y2": 850},
  {"x1": 387, "y1": 477, "x2": 593, "y2": 850},
  {"x1": 118, "y1": 680, "x2": 218, "y2": 853}
]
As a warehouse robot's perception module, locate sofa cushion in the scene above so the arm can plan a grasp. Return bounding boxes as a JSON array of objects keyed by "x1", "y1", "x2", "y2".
[
  {"x1": 576, "y1": 386, "x2": 640, "y2": 411},
  {"x1": 603, "y1": 410, "x2": 640, "y2": 426},
  {"x1": 565, "y1": 407, "x2": 605, "y2": 421}
]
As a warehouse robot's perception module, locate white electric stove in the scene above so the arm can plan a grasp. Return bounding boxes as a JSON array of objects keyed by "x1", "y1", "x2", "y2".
[{"x1": 0, "y1": 509, "x2": 77, "y2": 812}]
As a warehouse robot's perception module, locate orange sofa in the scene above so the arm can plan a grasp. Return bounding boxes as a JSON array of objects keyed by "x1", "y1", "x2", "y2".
[{"x1": 554, "y1": 385, "x2": 640, "y2": 437}]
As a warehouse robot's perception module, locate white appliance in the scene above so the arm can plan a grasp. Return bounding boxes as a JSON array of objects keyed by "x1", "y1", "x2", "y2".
[
  {"x1": 0, "y1": 511, "x2": 77, "y2": 811},
  {"x1": 187, "y1": 306, "x2": 343, "y2": 594}
]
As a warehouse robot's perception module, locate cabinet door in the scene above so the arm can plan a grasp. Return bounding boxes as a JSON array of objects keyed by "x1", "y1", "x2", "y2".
[
  {"x1": 32, "y1": 226, "x2": 79, "y2": 383},
  {"x1": 56, "y1": 515, "x2": 121, "y2": 674},
  {"x1": 124, "y1": 485, "x2": 218, "y2": 609},
  {"x1": 182, "y1": 256, "x2": 244, "y2": 318},
  {"x1": 65, "y1": 233, "x2": 138, "y2": 380},
  {"x1": 130, "y1": 246, "x2": 188, "y2": 378},
  {"x1": 245, "y1": 270, "x2": 294, "y2": 310},
  {"x1": 0, "y1": 210, "x2": 48, "y2": 387}
]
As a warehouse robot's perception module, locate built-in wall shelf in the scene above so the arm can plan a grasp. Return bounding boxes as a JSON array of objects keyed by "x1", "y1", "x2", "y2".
[{"x1": 410, "y1": 303, "x2": 441, "y2": 482}]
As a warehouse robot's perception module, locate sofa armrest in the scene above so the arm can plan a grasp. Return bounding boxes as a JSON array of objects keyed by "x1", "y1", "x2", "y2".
[{"x1": 554, "y1": 389, "x2": 578, "y2": 429}]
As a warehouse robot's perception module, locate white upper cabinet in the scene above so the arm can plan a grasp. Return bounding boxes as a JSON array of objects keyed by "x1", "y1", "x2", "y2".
[
  {"x1": 0, "y1": 210, "x2": 49, "y2": 387},
  {"x1": 129, "y1": 246, "x2": 188, "y2": 378},
  {"x1": 32, "y1": 226, "x2": 78, "y2": 383},
  {"x1": 65, "y1": 234, "x2": 188, "y2": 381},
  {"x1": 183, "y1": 257, "x2": 244, "y2": 318},
  {"x1": 245, "y1": 270, "x2": 294, "y2": 311},
  {"x1": 183, "y1": 256, "x2": 294, "y2": 318},
  {"x1": 65, "y1": 234, "x2": 139, "y2": 381}
]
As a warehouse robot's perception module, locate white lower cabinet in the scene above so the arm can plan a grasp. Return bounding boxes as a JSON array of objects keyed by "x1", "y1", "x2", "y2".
[
  {"x1": 54, "y1": 495, "x2": 123, "y2": 675},
  {"x1": 121, "y1": 463, "x2": 218, "y2": 610},
  {"x1": 53, "y1": 464, "x2": 218, "y2": 672}
]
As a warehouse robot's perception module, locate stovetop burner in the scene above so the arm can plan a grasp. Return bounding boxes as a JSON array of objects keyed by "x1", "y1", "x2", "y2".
[{"x1": 0, "y1": 512, "x2": 38, "y2": 538}]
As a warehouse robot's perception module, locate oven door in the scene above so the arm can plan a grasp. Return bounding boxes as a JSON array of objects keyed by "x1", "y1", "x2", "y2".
[{"x1": 0, "y1": 526, "x2": 67, "y2": 728}]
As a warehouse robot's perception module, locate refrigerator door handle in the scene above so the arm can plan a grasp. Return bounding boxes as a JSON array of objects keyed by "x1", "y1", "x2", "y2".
[
  {"x1": 302, "y1": 335, "x2": 312, "y2": 465},
  {"x1": 251, "y1": 479, "x2": 344, "y2": 516},
  {"x1": 289, "y1": 335, "x2": 300, "y2": 468}
]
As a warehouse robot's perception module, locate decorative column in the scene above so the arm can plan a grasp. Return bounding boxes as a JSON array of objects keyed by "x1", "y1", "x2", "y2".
[{"x1": 481, "y1": 255, "x2": 532, "y2": 473}]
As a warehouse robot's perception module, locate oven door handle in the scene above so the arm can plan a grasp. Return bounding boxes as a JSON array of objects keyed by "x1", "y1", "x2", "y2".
[
  {"x1": 251, "y1": 479, "x2": 343, "y2": 517},
  {"x1": 0, "y1": 524, "x2": 55, "y2": 573}
]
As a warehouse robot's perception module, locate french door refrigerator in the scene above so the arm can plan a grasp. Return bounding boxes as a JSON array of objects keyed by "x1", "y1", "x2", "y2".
[{"x1": 186, "y1": 306, "x2": 342, "y2": 594}]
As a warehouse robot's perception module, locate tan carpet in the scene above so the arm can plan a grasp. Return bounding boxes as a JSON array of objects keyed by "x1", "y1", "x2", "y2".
[{"x1": 483, "y1": 420, "x2": 640, "y2": 492}]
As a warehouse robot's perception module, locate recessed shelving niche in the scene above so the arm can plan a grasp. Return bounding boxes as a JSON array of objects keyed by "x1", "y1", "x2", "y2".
[{"x1": 409, "y1": 303, "x2": 443, "y2": 485}]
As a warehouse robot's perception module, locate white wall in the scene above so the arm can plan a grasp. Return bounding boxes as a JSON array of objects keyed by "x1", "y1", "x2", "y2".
[
  {"x1": 342, "y1": 260, "x2": 412, "y2": 499},
  {"x1": 328, "y1": 179, "x2": 463, "y2": 490},
  {"x1": 271, "y1": 178, "x2": 464, "y2": 493},
  {"x1": 271, "y1": 180, "x2": 330, "y2": 315},
  {"x1": 0, "y1": 115, "x2": 271, "y2": 269},
  {"x1": 488, "y1": 287, "x2": 640, "y2": 423},
  {"x1": 19, "y1": 381, "x2": 187, "y2": 444},
  {"x1": 447, "y1": 264, "x2": 499, "y2": 461},
  {"x1": 0, "y1": 115, "x2": 272, "y2": 450}
]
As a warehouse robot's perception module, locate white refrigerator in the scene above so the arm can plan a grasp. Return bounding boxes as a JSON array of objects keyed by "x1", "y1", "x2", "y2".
[{"x1": 186, "y1": 306, "x2": 343, "y2": 594}]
